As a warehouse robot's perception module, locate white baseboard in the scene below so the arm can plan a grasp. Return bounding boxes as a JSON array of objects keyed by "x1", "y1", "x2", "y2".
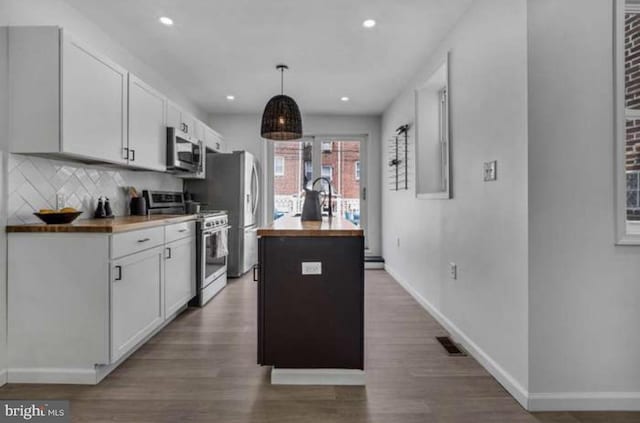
[
  {"x1": 271, "y1": 368, "x2": 365, "y2": 385},
  {"x1": 528, "y1": 392, "x2": 640, "y2": 411},
  {"x1": 0, "y1": 369, "x2": 7, "y2": 386},
  {"x1": 384, "y1": 264, "x2": 640, "y2": 412},
  {"x1": 7, "y1": 305, "x2": 189, "y2": 385},
  {"x1": 364, "y1": 262, "x2": 385, "y2": 270},
  {"x1": 8, "y1": 368, "x2": 98, "y2": 384},
  {"x1": 384, "y1": 264, "x2": 530, "y2": 410}
]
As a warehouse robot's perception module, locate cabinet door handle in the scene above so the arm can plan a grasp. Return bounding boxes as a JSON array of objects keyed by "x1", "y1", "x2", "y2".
[
  {"x1": 253, "y1": 264, "x2": 259, "y2": 282},
  {"x1": 114, "y1": 265, "x2": 122, "y2": 281},
  {"x1": 137, "y1": 238, "x2": 151, "y2": 243},
  {"x1": 166, "y1": 247, "x2": 172, "y2": 259},
  {"x1": 123, "y1": 147, "x2": 129, "y2": 160},
  {"x1": 130, "y1": 149, "x2": 136, "y2": 162},
  {"x1": 178, "y1": 229, "x2": 187, "y2": 233}
]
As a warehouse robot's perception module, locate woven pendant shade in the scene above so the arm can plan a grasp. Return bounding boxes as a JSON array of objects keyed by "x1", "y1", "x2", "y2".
[
  {"x1": 261, "y1": 94, "x2": 303, "y2": 141},
  {"x1": 261, "y1": 64, "x2": 303, "y2": 141}
]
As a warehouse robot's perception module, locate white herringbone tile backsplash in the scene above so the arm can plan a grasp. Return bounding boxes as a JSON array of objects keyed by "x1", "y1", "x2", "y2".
[{"x1": 8, "y1": 154, "x2": 182, "y2": 224}]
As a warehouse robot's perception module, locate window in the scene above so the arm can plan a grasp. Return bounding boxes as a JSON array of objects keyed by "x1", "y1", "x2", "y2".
[
  {"x1": 616, "y1": 0, "x2": 640, "y2": 242},
  {"x1": 274, "y1": 156, "x2": 285, "y2": 176},
  {"x1": 321, "y1": 165, "x2": 333, "y2": 181},
  {"x1": 322, "y1": 141, "x2": 333, "y2": 153},
  {"x1": 414, "y1": 54, "x2": 451, "y2": 199},
  {"x1": 355, "y1": 161, "x2": 361, "y2": 181}
]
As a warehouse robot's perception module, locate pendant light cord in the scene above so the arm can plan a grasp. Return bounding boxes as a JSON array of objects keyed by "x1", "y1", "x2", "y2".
[{"x1": 280, "y1": 67, "x2": 284, "y2": 95}]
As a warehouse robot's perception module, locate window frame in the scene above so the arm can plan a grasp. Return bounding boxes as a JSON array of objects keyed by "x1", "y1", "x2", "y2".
[
  {"x1": 355, "y1": 160, "x2": 361, "y2": 181},
  {"x1": 615, "y1": 0, "x2": 640, "y2": 243},
  {"x1": 274, "y1": 155, "x2": 285, "y2": 177}
]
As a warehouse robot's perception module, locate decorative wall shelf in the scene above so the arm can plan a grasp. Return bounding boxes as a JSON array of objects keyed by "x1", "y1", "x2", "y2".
[{"x1": 388, "y1": 124, "x2": 409, "y2": 191}]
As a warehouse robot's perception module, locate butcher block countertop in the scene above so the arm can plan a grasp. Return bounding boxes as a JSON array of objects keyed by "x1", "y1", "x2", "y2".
[
  {"x1": 257, "y1": 216, "x2": 363, "y2": 237},
  {"x1": 6, "y1": 214, "x2": 197, "y2": 234}
]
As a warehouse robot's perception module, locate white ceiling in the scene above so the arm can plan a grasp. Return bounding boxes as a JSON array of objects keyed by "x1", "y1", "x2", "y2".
[{"x1": 63, "y1": 0, "x2": 473, "y2": 115}]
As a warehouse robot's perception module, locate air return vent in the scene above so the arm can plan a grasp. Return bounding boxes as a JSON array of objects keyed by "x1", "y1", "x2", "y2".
[{"x1": 436, "y1": 336, "x2": 467, "y2": 356}]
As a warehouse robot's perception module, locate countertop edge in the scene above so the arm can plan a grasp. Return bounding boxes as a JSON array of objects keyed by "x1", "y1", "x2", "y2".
[{"x1": 6, "y1": 215, "x2": 198, "y2": 234}]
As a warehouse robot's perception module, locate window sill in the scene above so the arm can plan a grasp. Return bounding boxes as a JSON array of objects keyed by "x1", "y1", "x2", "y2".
[
  {"x1": 617, "y1": 222, "x2": 640, "y2": 245},
  {"x1": 416, "y1": 192, "x2": 451, "y2": 200}
]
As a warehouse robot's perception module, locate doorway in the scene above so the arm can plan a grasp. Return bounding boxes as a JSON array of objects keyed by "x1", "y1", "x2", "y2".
[{"x1": 268, "y1": 136, "x2": 367, "y2": 233}]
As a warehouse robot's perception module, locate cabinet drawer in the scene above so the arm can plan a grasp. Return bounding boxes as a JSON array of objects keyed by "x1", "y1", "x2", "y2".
[
  {"x1": 111, "y1": 227, "x2": 164, "y2": 259},
  {"x1": 165, "y1": 221, "x2": 196, "y2": 243}
]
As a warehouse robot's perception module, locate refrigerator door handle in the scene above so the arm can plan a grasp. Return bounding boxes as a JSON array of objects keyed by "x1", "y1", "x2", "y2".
[{"x1": 251, "y1": 162, "x2": 260, "y2": 217}]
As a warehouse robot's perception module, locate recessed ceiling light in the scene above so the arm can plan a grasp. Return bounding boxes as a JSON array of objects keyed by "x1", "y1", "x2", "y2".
[
  {"x1": 226, "y1": 95, "x2": 235, "y2": 101},
  {"x1": 341, "y1": 96, "x2": 350, "y2": 102},
  {"x1": 159, "y1": 16, "x2": 174, "y2": 26},
  {"x1": 362, "y1": 19, "x2": 376, "y2": 28}
]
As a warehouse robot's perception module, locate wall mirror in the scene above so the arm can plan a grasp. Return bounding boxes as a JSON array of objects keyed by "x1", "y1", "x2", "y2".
[{"x1": 415, "y1": 53, "x2": 451, "y2": 199}]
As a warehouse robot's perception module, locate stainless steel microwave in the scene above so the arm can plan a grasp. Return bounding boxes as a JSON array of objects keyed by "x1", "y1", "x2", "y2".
[{"x1": 166, "y1": 127, "x2": 203, "y2": 173}]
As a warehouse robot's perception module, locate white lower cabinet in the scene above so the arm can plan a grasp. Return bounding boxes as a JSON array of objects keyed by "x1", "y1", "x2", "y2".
[
  {"x1": 165, "y1": 236, "x2": 196, "y2": 317},
  {"x1": 111, "y1": 246, "x2": 165, "y2": 363},
  {"x1": 7, "y1": 220, "x2": 198, "y2": 384}
]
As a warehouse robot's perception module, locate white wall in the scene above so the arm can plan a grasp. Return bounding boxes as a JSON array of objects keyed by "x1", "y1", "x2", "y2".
[
  {"x1": 528, "y1": 0, "x2": 640, "y2": 410},
  {"x1": 381, "y1": 0, "x2": 529, "y2": 405},
  {"x1": 0, "y1": 9, "x2": 9, "y2": 385},
  {"x1": 4, "y1": 0, "x2": 207, "y2": 121},
  {"x1": 209, "y1": 113, "x2": 382, "y2": 256}
]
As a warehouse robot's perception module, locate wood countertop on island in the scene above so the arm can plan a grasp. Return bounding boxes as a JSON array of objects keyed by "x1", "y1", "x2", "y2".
[
  {"x1": 6, "y1": 214, "x2": 197, "y2": 234},
  {"x1": 257, "y1": 216, "x2": 363, "y2": 237}
]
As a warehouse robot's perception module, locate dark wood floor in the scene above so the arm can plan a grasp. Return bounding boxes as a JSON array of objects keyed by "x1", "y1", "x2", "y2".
[{"x1": 0, "y1": 270, "x2": 638, "y2": 422}]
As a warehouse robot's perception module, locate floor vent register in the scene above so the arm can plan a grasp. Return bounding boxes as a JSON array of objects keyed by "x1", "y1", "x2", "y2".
[{"x1": 436, "y1": 336, "x2": 467, "y2": 356}]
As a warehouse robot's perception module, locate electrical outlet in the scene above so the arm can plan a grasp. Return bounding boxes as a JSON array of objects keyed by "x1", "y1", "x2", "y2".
[
  {"x1": 56, "y1": 193, "x2": 65, "y2": 210},
  {"x1": 484, "y1": 160, "x2": 497, "y2": 181},
  {"x1": 449, "y1": 262, "x2": 457, "y2": 280},
  {"x1": 301, "y1": 262, "x2": 322, "y2": 275}
]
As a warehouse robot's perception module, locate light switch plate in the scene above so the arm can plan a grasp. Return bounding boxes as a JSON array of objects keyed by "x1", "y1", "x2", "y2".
[
  {"x1": 484, "y1": 161, "x2": 497, "y2": 181},
  {"x1": 302, "y1": 262, "x2": 322, "y2": 275}
]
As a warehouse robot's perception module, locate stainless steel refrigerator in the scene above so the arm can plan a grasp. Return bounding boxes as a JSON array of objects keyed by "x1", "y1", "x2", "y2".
[{"x1": 185, "y1": 151, "x2": 260, "y2": 277}]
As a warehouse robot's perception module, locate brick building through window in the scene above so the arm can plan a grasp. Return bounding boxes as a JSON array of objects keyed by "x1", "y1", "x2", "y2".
[
  {"x1": 273, "y1": 140, "x2": 361, "y2": 224},
  {"x1": 625, "y1": 5, "x2": 640, "y2": 219}
]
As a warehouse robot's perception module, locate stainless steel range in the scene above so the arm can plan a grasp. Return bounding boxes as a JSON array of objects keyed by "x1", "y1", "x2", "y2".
[
  {"x1": 193, "y1": 210, "x2": 229, "y2": 306},
  {"x1": 142, "y1": 190, "x2": 229, "y2": 307}
]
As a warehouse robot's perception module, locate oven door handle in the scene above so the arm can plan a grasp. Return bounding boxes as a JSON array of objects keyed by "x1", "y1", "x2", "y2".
[{"x1": 202, "y1": 226, "x2": 229, "y2": 236}]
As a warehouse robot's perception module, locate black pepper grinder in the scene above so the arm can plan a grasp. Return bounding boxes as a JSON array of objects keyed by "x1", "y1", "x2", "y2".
[
  {"x1": 104, "y1": 197, "x2": 113, "y2": 218},
  {"x1": 94, "y1": 196, "x2": 106, "y2": 218}
]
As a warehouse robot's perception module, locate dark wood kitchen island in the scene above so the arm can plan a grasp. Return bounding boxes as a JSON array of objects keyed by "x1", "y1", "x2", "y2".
[{"x1": 256, "y1": 216, "x2": 365, "y2": 385}]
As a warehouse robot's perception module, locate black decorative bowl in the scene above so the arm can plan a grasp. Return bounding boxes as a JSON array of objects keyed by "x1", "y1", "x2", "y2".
[{"x1": 33, "y1": 211, "x2": 83, "y2": 224}]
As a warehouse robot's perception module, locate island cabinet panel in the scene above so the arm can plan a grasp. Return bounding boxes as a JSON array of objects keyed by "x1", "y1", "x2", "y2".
[{"x1": 257, "y1": 236, "x2": 364, "y2": 370}]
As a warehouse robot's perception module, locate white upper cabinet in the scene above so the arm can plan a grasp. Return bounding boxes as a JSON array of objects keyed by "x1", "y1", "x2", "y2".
[
  {"x1": 62, "y1": 33, "x2": 128, "y2": 164},
  {"x1": 181, "y1": 113, "x2": 197, "y2": 137},
  {"x1": 166, "y1": 101, "x2": 182, "y2": 131},
  {"x1": 9, "y1": 27, "x2": 127, "y2": 164},
  {"x1": 9, "y1": 26, "x2": 224, "y2": 173},
  {"x1": 128, "y1": 74, "x2": 167, "y2": 171},
  {"x1": 205, "y1": 127, "x2": 224, "y2": 152},
  {"x1": 195, "y1": 120, "x2": 206, "y2": 141},
  {"x1": 167, "y1": 101, "x2": 199, "y2": 138}
]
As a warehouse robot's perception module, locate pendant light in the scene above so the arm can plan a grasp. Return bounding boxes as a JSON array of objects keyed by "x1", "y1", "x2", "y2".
[{"x1": 261, "y1": 64, "x2": 303, "y2": 141}]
